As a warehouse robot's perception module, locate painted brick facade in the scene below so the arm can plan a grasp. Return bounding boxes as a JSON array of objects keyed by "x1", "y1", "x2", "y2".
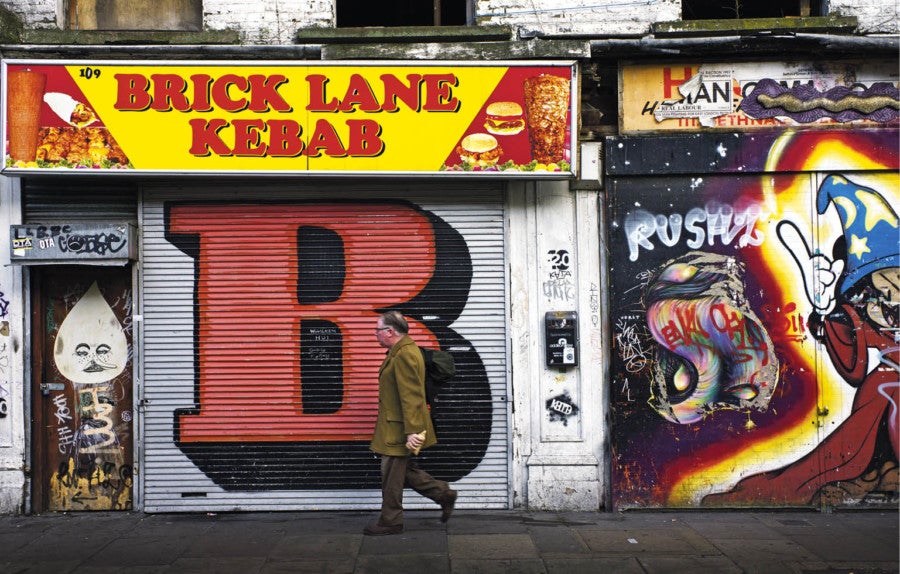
[
  {"x1": 1, "y1": 1, "x2": 897, "y2": 40},
  {"x1": 475, "y1": 0, "x2": 680, "y2": 36},
  {"x1": 204, "y1": 0, "x2": 332, "y2": 45},
  {"x1": 829, "y1": 0, "x2": 899, "y2": 33},
  {"x1": 1, "y1": 0, "x2": 57, "y2": 28}
]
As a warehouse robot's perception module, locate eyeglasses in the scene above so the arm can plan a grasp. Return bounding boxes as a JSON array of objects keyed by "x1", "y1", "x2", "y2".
[{"x1": 374, "y1": 327, "x2": 392, "y2": 332}]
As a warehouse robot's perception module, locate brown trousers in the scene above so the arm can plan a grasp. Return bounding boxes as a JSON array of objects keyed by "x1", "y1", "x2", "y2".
[{"x1": 379, "y1": 455, "x2": 450, "y2": 526}]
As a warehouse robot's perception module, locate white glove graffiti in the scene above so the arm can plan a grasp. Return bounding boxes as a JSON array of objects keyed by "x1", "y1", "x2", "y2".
[{"x1": 776, "y1": 220, "x2": 844, "y2": 315}]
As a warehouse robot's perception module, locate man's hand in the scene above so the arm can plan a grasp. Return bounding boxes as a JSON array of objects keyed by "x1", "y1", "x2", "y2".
[{"x1": 406, "y1": 431, "x2": 425, "y2": 454}]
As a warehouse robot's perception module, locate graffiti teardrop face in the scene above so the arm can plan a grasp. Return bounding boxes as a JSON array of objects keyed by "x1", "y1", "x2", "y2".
[{"x1": 54, "y1": 282, "x2": 128, "y2": 385}]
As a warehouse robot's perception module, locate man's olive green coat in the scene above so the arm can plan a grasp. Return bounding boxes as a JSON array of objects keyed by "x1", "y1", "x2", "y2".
[{"x1": 369, "y1": 335, "x2": 438, "y2": 457}]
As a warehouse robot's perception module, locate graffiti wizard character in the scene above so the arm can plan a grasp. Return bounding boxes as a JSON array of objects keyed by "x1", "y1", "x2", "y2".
[{"x1": 709, "y1": 174, "x2": 899, "y2": 504}]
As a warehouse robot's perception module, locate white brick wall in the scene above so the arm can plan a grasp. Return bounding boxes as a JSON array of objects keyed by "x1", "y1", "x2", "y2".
[
  {"x1": 1, "y1": 1, "x2": 897, "y2": 41},
  {"x1": 476, "y1": 0, "x2": 681, "y2": 36},
  {"x1": 0, "y1": 0, "x2": 58, "y2": 28},
  {"x1": 829, "y1": 0, "x2": 899, "y2": 34},
  {"x1": 204, "y1": 0, "x2": 332, "y2": 45}
]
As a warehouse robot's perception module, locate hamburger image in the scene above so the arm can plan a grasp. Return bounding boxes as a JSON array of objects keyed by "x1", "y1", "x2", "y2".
[
  {"x1": 456, "y1": 133, "x2": 503, "y2": 168},
  {"x1": 484, "y1": 101, "x2": 525, "y2": 136}
]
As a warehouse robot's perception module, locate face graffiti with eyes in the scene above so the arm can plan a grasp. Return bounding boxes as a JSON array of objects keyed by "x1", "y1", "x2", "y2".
[
  {"x1": 74, "y1": 342, "x2": 117, "y2": 373},
  {"x1": 54, "y1": 282, "x2": 128, "y2": 385},
  {"x1": 853, "y1": 267, "x2": 900, "y2": 331}
]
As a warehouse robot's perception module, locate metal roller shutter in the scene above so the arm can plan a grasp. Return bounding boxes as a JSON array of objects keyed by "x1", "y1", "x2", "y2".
[
  {"x1": 23, "y1": 179, "x2": 138, "y2": 223},
  {"x1": 141, "y1": 183, "x2": 510, "y2": 512}
]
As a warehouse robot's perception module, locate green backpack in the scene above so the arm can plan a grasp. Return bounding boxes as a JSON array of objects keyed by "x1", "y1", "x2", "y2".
[{"x1": 419, "y1": 347, "x2": 456, "y2": 406}]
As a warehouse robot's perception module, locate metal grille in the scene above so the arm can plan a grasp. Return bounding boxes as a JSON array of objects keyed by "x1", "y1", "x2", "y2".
[
  {"x1": 140, "y1": 182, "x2": 510, "y2": 512},
  {"x1": 22, "y1": 178, "x2": 137, "y2": 223}
]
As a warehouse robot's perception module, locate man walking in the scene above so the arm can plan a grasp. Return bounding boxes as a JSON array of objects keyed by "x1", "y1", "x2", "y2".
[{"x1": 365, "y1": 311, "x2": 457, "y2": 536}]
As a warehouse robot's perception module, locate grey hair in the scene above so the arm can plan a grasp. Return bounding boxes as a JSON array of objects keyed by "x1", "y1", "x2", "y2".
[{"x1": 380, "y1": 311, "x2": 409, "y2": 334}]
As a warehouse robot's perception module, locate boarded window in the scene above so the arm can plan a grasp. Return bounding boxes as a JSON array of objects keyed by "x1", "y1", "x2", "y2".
[
  {"x1": 67, "y1": 0, "x2": 202, "y2": 31},
  {"x1": 683, "y1": 0, "x2": 822, "y2": 19},
  {"x1": 336, "y1": 0, "x2": 471, "y2": 27}
]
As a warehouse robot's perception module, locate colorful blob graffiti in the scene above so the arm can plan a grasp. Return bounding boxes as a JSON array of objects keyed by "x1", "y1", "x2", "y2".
[
  {"x1": 644, "y1": 252, "x2": 778, "y2": 424},
  {"x1": 608, "y1": 129, "x2": 899, "y2": 509}
]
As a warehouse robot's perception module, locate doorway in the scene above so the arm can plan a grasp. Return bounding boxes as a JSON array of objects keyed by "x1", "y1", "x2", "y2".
[{"x1": 31, "y1": 266, "x2": 134, "y2": 512}]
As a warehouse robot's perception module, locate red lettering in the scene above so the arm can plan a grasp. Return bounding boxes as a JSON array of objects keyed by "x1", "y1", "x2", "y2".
[
  {"x1": 114, "y1": 74, "x2": 152, "y2": 111},
  {"x1": 381, "y1": 74, "x2": 422, "y2": 112},
  {"x1": 189, "y1": 74, "x2": 214, "y2": 112},
  {"x1": 246, "y1": 74, "x2": 291, "y2": 112},
  {"x1": 168, "y1": 204, "x2": 438, "y2": 442},
  {"x1": 149, "y1": 74, "x2": 190, "y2": 112},
  {"x1": 423, "y1": 73, "x2": 459, "y2": 111},
  {"x1": 345, "y1": 119, "x2": 384, "y2": 157},
  {"x1": 231, "y1": 119, "x2": 267, "y2": 156},
  {"x1": 337, "y1": 74, "x2": 381, "y2": 112},
  {"x1": 211, "y1": 74, "x2": 250, "y2": 113},
  {"x1": 304, "y1": 119, "x2": 347, "y2": 157},
  {"x1": 306, "y1": 74, "x2": 339, "y2": 112},
  {"x1": 187, "y1": 118, "x2": 381, "y2": 158},
  {"x1": 267, "y1": 119, "x2": 305, "y2": 157},
  {"x1": 116, "y1": 73, "x2": 287, "y2": 113},
  {"x1": 663, "y1": 66, "x2": 694, "y2": 99},
  {"x1": 188, "y1": 118, "x2": 233, "y2": 156}
]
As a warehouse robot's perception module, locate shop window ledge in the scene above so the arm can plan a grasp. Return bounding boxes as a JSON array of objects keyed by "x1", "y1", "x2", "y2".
[
  {"x1": 295, "y1": 24, "x2": 512, "y2": 45},
  {"x1": 653, "y1": 15, "x2": 858, "y2": 37},
  {"x1": 19, "y1": 29, "x2": 241, "y2": 46}
]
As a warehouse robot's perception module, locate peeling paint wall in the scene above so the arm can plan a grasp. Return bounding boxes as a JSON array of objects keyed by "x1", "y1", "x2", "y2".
[
  {"x1": 0, "y1": 176, "x2": 24, "y2": 514},
  {"x1": 476, "y1": 0, "x2": 680, "y2": 36},
  {"x1": 0, "y1": 0, "x2": 58, "y2": 28},
  {"x1": 2, "y1": 1, "x2": 896, "y2": 42},
  {"x1": 508, "y1": 183, "x2": 605, "y2": 511},
  {"x1": 204, "y1": 0, "x2": 332, "y2": 44},
  {"x1": 829, "y1": 0, "x2": 899, "y2": 33}
]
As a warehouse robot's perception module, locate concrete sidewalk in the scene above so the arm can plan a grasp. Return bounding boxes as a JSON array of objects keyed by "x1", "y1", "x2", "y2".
[{"x1": 0, "y1": 509, "x2": 897, "y2": 573}]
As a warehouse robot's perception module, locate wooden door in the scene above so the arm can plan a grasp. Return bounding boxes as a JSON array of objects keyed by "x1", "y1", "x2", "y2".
[{"x1": 31, "y1": 266, "x2": 133, "y2": 512}]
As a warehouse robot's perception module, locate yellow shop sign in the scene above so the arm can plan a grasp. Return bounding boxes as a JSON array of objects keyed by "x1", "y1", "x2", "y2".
[{"x1": 3, "y1": 60, "x2": 578, "y2": 177}]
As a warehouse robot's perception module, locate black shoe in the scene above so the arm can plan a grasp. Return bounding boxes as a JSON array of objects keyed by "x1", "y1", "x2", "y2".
[
  {"x1": 364, "y1": 522, "x2": 403, "y2": 536},
  {"x1": 440, "y1": 490, "x2": 457, "y2": 523}
]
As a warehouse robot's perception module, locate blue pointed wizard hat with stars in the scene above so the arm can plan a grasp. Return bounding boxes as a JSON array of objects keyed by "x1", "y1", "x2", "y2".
[{"x1": 817, "y1": 174, "x2": 899, "y2": 295}]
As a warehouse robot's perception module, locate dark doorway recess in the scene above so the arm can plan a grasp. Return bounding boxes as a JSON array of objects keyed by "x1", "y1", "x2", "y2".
[
  {"x1": 336, "y1": 0, "x2": 469, "y2": 27},
  {"x1": 683, "y1": 0, "x2": 822, "y2": 20}
]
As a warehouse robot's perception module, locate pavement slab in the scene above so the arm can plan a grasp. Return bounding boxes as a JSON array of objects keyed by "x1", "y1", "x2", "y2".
[
  {"x1": 449, "y1": 533, "x2": 540, "y2": 560},
  {"x1": 0, "y1": 509, "x2": 893, "y2": 574}
]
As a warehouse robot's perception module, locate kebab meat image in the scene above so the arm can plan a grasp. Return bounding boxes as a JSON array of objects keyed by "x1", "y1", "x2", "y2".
[
  {"x1": 523, "y1": 74, "x2": 571, "y2": 165},
  {"x1": 6, "y1": 69, "x2": 47, "y2": 163}
]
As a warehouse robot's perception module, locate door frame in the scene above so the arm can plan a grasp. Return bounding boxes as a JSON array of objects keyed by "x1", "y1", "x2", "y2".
[{"x1": 28, "y1": 264, "x2": 137, "y2": 513}]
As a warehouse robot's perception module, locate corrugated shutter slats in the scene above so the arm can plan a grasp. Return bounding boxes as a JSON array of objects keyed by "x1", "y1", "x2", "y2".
[{"x1": 142, "y1": 185, "x2": 509, "y2": 512}]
